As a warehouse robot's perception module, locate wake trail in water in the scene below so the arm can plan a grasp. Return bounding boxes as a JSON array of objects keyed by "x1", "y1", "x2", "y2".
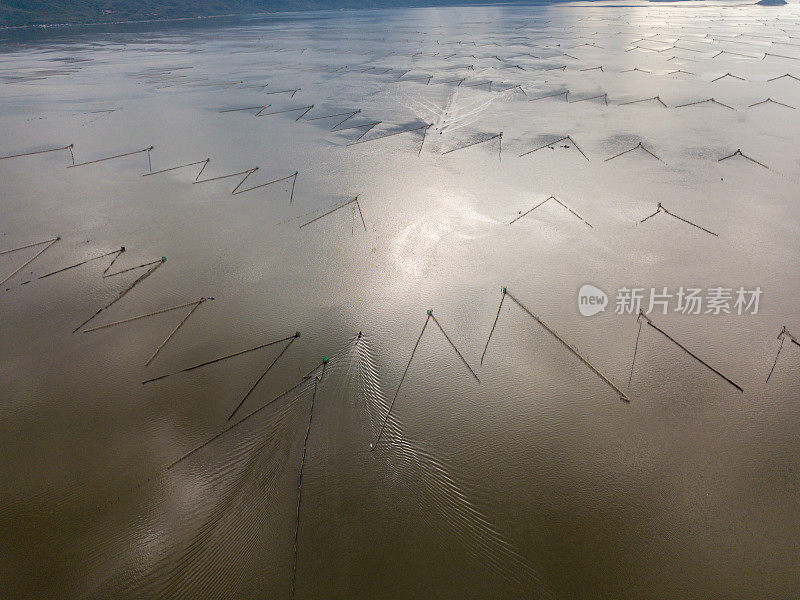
[
  {"x1": 343, "y1": 334, "x2": 556, "y2": 599},
  {"x1": 84, "y1": 395, "x2": 301, "y2": 599},
  {"x1": 82, "y1": 353, "x2": 346, "y2": 599}
]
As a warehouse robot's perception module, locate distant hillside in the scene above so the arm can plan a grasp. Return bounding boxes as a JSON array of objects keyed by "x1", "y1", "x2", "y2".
[{"x1": 0, "y1": 0, "x2": 517, "y2": 27}]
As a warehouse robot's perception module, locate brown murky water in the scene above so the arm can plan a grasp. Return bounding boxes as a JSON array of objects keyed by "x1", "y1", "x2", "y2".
[{"x1": 1, "y1": 2, "x2": 799, "y2": 598}]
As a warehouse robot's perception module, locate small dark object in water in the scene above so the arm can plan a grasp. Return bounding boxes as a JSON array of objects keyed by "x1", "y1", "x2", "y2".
[{"x1": 519, "y1": 135, "x2": 588, "y2": 160}]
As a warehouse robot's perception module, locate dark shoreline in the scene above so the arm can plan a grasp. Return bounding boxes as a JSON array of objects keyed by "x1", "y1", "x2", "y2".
[{"x1": 2, "y1": 0, "x2": 582, "y2": 31}]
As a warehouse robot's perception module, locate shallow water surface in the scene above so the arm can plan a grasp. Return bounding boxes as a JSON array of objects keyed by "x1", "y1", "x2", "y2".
[{"x1": 1, "y1": 2, "x2": 799, "y2": 598}]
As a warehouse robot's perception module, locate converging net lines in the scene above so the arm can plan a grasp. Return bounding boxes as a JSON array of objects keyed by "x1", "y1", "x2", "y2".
[
  {"x1": 766, "y1": 326, "x2": 800, "y2": 383},
  {"x1": 371, "y1": 309, "x2": 480, "y2": 450},
  {"x1": 482, "y1": 287, "x2": 629, "y2": 402},
  {"x1": 628, "y1": 310, "x2": 743, "y2": 392}
]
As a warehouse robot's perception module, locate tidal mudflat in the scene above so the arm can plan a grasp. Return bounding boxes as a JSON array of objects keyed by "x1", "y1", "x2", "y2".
[{"x1": 1, "y1": 2, "x2": 799, "y2": 598}]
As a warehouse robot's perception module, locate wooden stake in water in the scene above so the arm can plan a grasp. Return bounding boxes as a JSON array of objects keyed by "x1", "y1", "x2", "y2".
[
  {"x1": 675, "y1": 98, "x2": 735, "y2": 110},
  {"x1": 39, "y1": 246, "x2": 125, "y2": 279},
  {"x1": 748, "y1": 98, "x2": 795, "y2": 110},
  {"x1": 74, "y1": 257, "x2": 165, "y2": 333},
  {"x1": 627, "y1": 317, "x2": 644, "y2": 387},
  {"x1": 105, "y1": 363, "x2": 326, "y2": 511},
  {"x1": 371, "y1": 309, "x2": 479, "y2": 450},
  {"x1": 418, "y1": 125, "x2": 429, "y2": 156},
  {"x1": 143, "y1": 333, "x2": 300, "y2": 384},
  {"x1": 0, "y1": 144, "x2": 74, "y2": 164},
  {"x1": 219, "y1": 105, "x2": 270, "y2": 114},
  {"x1": 569, "y1": 92, "x2": 608, "y2": 105},
  {"x1": 228, "y1": 334, "x2": 300, "y2": 421},
  {"x1": 529, "y1": 90, "x2": 569, "y2": 102},
  {"x1": 67, "y1": 146, "x2": 154, "y2": 170},
  {"x1": 631, "y1": 310, "x2": 743, "y2": 392},
  {"x1": 712, "y1": 72, "x2": 746, "y2": 82},
  {"x1": 330, "y1": 110, "x2": 361, "y2": 129},
  {"x1": 194, "y1": 167, "x2": 259, "y2": 193},
  {"x1": 619, "y1": 96, "x2": 667, "y2": 107},
  {"x1": 766, "y1": 326, "x2": 799, "y2": 383},
  {"x1": 434, "y1": 77, "x2": 466, "y2": 86},
  {"x1": 482, "y1": 287, "x2": 629, "y2": 402},
  {"x1": 429, "y1": 311, "x2": 480, "y2": 382},
  {"x1": 142, "y1": 298, "x2": 210, "y2": 367},
  {"x1": 83, "y1": 298, "x2": 207, "y2": 333},
  {"x1": 718, "y1": 149, "x2": 769, "y2": 169},
  {"x1": 143, "y1": 158, "x2": 210, "y2": 178},
  {"x1": 441, "y1": 133, "x2": 502, "y2": 159},
  {"x1": 256, "y1": 105, "x2": 314, "y2": 118},
  {"x1": 103, "y1": 247, "x2": 125, "y2": 274},
  {"x1": 307, "y1": 109, "x2": 360, "y2": 124},
  {"x1": 339, "y1": 122, "x2": 382, "y2": 142},
  {"x1": 519, "y1": 135, "x2": 588, "y2": 160},
  {"x1": 639, "y1": 202, "x2": 718, "y2": 236},
  {"x1": 104, "y1": 257, "x2": 164, "y2": 278},
  {"x1": 233, "y1": 170, "x2": 298, "y2": 198},
  {"x1": 0, "y1": 236, "x2": 61, "y2": 287},
  {"x1": 509, "y1": 195, "x2": 593, "y2": 227},
  {"x1": 604, "y1": 141, "x2": 664, "y2": 163},
  {"x1": 0, "y1": 237, "x2": 60, "y2": 257},
  {"x1": 299, "y1": 196, "x2": 366, "y2": 230},
  {"x1": 346, "y1": 123, "x2": 431, "y2": 147},
  {"x1": 263, "y1": 88, "x2": 301, "y2": 98},
  {"x1": 291, "y1": 362, "x2": 326, "y2": 599},
  {"x1": 767, "y1": 73, "x2": 800, "y2": 82}
]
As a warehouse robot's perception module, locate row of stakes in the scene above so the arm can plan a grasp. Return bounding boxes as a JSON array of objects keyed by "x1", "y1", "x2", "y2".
[
  {"x1": 93, "y1": 286, "x2": 797, "y2": 594},
  {"x1": 204, "y1": 77, "x2": 793, "y2": 164},
  {"x1": 99, "y1": 282, "x2": 795, "y2": 507},
  {"x1": 213, "y1": 100, "x2": 783, "y2": 172},
  {"x1": 0, "y1": 237, "x2": 222, "y2": 371},
  {"x1": 208, "y1": 86, "x2": 788, "y2": 169},
  {"x1": 8, "y1": 20, "x2": 798, "y2": 598},
  {"x1": 194, "y1": 39, "x2": 800, "y2": 98},
  {"x1": 191, "y1": 43, "x2": 799, "y2": 84},
  {"x1": 0, "y1": 135, "x2": 776, "y2": 172},
  {"x1": 0, "y1": 144, "x2": 300, "y2": 200},
  {"x1": 371, "y1": 286, "x2": 786, "y2": 449}
]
